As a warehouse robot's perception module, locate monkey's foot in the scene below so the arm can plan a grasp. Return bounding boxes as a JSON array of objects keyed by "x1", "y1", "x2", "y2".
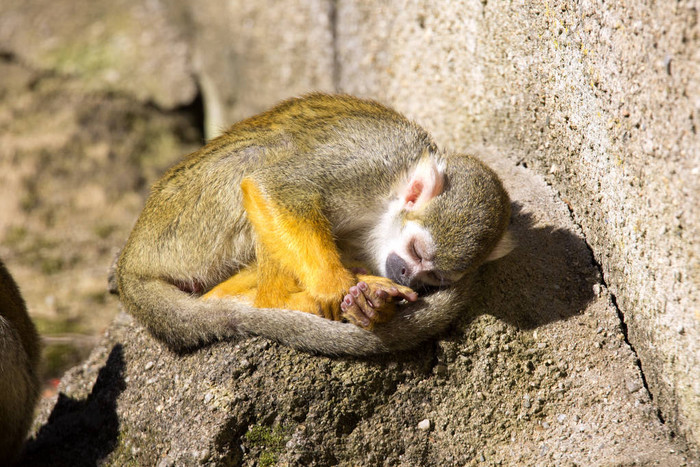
[
  {"x1": 340, "y1": 278, "x2": 417, "y2": 330},
  {"x1": 202, "y1": 267, "x2": 258, "y2": 300}
]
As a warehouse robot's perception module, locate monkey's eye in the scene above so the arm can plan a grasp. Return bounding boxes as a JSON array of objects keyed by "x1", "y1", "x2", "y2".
[{"x1": 410, "y1": 240, "x2": 423, "y2": 263}]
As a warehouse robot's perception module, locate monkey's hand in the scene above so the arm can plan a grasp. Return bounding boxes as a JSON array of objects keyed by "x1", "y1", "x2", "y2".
[{"x1": 340, "y1": 275, "x2": 418, "y2": 330}]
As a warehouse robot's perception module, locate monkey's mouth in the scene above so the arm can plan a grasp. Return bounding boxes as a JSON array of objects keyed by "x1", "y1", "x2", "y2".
[
  {"x1": 416, "y1": 282, "x2": 452, "y2": 295},
  {"x1": 386, "y1": 270, "x2": 451, "y2": 293}
]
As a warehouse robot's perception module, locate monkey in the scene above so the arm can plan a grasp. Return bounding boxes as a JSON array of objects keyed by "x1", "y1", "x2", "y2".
[
  {"x1": 0, "y1": 259, "x2": 41, "y2": 465},
  {"x1": 114, "y1": 93, "x2": 513, "y2": 356}
]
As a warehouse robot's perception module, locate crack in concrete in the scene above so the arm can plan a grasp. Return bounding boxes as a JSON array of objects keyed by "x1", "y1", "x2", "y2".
[
  {"x1": 329, "y1": 0, "x2": 341, "y2": 92},
  {"x1": 557, "y1": 190, "x2": 668, "y2": 429}
]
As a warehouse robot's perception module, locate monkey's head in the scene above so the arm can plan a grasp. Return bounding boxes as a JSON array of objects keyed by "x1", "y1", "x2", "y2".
[{"x1": 371, "y1": 153, "x2": 513, "y2": 289}]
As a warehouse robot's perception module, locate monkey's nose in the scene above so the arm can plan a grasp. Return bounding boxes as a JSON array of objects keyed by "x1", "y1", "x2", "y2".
[{"x1": 385, "y1": 253, "x2": 412, "y2": 286}]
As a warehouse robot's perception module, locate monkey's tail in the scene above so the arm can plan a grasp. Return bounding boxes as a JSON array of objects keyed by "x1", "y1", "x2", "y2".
[
  {"x1": 118, "y1": 276, "x2": 465, "y2": 356},
  {"x1": 229, "y1": 286, "x2": 465, "y2": 356}
]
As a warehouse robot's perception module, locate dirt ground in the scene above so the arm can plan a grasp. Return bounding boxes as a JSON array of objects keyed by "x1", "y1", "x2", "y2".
[{"x1": 0, "y1": 55, "x2": 202, "y2": 383}]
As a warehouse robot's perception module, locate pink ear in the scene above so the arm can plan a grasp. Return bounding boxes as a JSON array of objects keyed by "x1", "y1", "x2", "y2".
[{"x1": 402, "y1": 157, "x2": 445, "y2": 211}]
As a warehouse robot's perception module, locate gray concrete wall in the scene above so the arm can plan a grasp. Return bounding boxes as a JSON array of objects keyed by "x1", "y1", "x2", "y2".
[
  {"x1": 168, "y1": 0, "x2": 336, "y2": 137},
  {"x1": 335, "y1": 0, "x2": 699, "y2": 451}
]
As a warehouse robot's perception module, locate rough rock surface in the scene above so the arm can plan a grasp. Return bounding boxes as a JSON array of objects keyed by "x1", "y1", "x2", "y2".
[
  {"x1": 22, "y1": 147, "x2": 694, "y2": 465},
  {"x1": 336, "y1": 0, "x2": 699, "y2": 453},
  {"x1": 168, "y1": 0, "x2": 336, "y2": 138},
  {"x1": 0, "y1": 0, "x2": 336, "y2": 139}
]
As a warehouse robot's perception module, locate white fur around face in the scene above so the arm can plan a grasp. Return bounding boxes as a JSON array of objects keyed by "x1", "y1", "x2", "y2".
[
  {"x1": 365, "y1": 153, "x2": 459, "y2": 285},
  {"x1": 367, "y1": 197, "x2": 405, "y2": 276},
  {"x1": 368, "y1": 214, "x2": 437, "y2": 279}
]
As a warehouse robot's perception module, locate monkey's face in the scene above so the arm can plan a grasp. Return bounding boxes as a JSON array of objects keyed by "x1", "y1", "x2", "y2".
[
  {"x1": 367, "y1": 154, "x2": 464, "y2": 289},
  {"x1": 380, "y1": 220, "x2": 465, "y2": 289}
]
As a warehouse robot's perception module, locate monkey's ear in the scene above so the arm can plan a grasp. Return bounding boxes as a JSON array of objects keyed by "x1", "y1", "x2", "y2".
[
  {"x1": 486, "y1": 230, "x2": 515, "y2": 261},
  {"x1": 401, "y1": 157, "x2": 446, "y2": 211}
]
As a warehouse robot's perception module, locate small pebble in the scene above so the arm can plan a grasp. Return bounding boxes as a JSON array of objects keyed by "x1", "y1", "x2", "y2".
[
  {"x1": 557, "y1": 414, "x2": 567, "y2": 424},
  {"x1": 197, "y1": 449, "x2": 211, "y2": 462},
  {"x1": 434, "y1": 364, "x2": 448, "y2": 378},
  {"x1": 626, "y1": 380, "x2": 643, "y2": 393},
  {"x1": 417, "y1": 419, "x2": 432, "y2": 431},
  {"x1": 145, "y1": 361, "x2": 155, "y2": 371}
]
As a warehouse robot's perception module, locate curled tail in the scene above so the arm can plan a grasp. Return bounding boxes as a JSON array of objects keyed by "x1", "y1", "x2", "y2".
[
  {"x1": 229, "y1": 285, "x2": 466, "y2": 356},
  {"x1": 116, "y1": 272, "x2": 467, "y2": 356}
]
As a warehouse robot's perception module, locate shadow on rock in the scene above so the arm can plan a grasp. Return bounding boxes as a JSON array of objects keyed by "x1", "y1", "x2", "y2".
[
  {"x1": 19, "y1": 344, "x2": 126, "y2": 467},
  {"x1": 465, "y1": 202, "x2": 598, "y2": 329}
]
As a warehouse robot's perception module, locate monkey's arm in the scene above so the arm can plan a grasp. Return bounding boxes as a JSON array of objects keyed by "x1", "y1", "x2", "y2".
[
  {"x1": 207, "y1": 177, "x2": 356, "y2": 320},
  {"x1": 205, "y1": 177, "x2": 417, "y2": 323}
]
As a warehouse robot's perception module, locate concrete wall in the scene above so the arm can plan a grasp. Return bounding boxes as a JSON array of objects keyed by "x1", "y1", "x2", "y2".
[
  {"x1": 167, "y1": 0, "x2": 336, "y2": 137},
  {"x1": 334, "y1": 0, "x2": 699, "y2": 450}
]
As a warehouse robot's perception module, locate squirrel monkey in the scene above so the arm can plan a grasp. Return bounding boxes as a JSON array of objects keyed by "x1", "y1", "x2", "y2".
[
  {"x1": 114, "y1": 94, "x2": 512, "y2": 355},
  {"x1": 0, "y1": 259, "x2": 41, "y2": 465}
]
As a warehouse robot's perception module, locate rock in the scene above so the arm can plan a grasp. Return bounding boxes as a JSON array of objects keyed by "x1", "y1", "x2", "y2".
[
  {"x1": 417, "y1": 419, "x2": 432, "y2": 431},
  {"x1": 335, "y1": 0, "x2": 699, "y2": 455},
  {"x1": 23, "y1": 142, "x2": 692, "y2": 465},
  {"x1": 627, "y1": 380, "x2": 643, "y2": 394},
  {"x1": 0, "y1": 0, "x2": 196, "y2": 109},
  {"x1": 172, "y1": 0, "x2": 336, "y2": 138},
  {"x1": 0, "y1": 0, "x2": 336, "y2": 140}
]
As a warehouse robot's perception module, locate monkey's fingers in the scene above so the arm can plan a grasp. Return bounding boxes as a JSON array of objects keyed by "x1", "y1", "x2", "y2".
[
  {"x1": 383, "y1": 284, "x2": 418, "y2": 302},
  {"x1": 341, "y1": 295, "x2": 369, "y2": 328},
  {"x1": 354, "y1": 274, "x2": 418, "y2": 303},
  {"x1": 341, "y1": 283, "x2": 376, "y2": 329}
]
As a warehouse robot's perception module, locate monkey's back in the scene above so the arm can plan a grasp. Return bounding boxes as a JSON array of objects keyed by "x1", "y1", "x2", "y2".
[{"x1": 119, "y1": 94, "x2": 436, "y2": 288}]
